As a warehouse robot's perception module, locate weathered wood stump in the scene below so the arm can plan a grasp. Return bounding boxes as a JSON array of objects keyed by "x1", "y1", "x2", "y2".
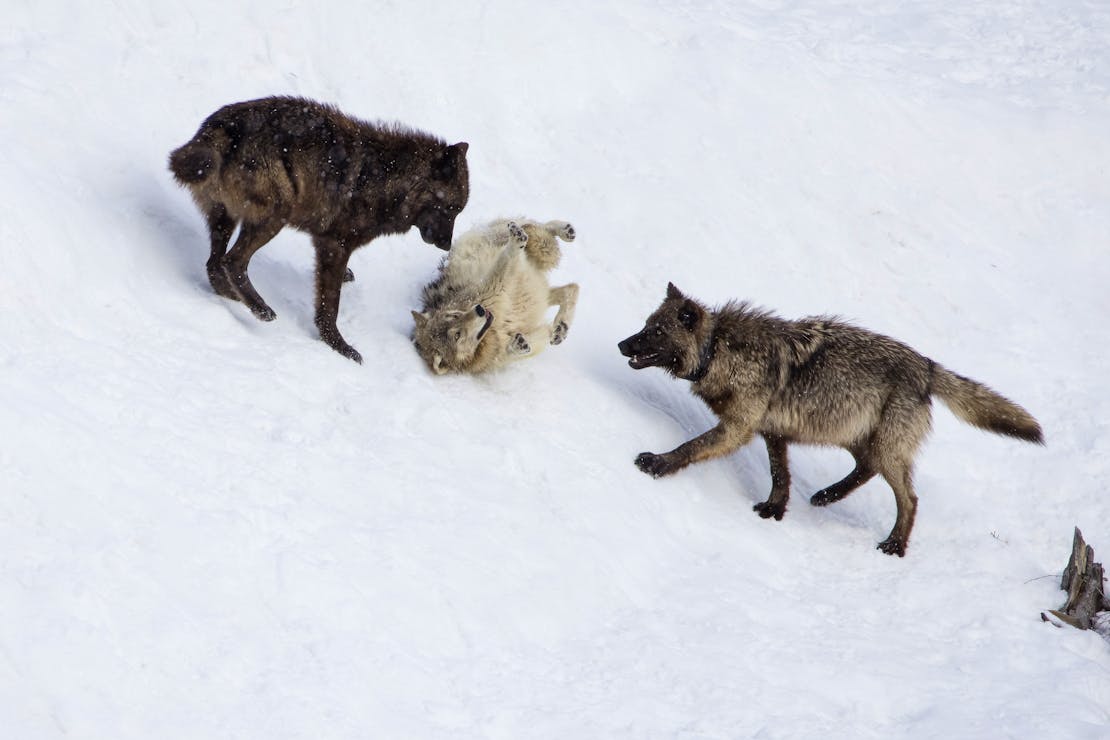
[{"x1": 1041, "y1": 528, "x2": 1108, "y2": 637}]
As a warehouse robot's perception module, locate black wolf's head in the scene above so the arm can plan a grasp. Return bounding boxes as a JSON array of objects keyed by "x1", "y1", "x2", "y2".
[
  {"x1": 618, "y1": 283, "x2": 709, "y2": 378},
  {"x1": 414, "y1": 142, "x2": 470, "y2": 249}
]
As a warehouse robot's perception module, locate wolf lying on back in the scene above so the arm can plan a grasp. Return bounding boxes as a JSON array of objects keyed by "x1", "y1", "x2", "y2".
[
  {"x1": 618, "y1": 283, "x2": 1043, "y2": 557},
  {"x1": 412, "y1": 219, "x2": 578, "y2": 374}
]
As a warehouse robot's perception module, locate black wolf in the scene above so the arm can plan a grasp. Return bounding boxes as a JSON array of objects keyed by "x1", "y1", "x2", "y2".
[
  {"x1": 169, "y1": 96, "x2": 470, "y2": 363},
  {"x1": 618, "y1": 283, "x2": 1043, "y2": 556}
]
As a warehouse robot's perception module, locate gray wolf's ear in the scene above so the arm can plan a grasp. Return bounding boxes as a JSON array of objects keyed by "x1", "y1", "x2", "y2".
[
  {"x1": 412, "y1": 310, "x2": 428, "y2": 329},
  {"x1": 666, "y1": 282, "x2": 684, "y2": 300}
]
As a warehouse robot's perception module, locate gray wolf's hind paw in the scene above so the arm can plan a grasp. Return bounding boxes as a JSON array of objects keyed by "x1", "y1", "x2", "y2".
[
  {"x1": 507, "y1": 221, "x2": 528, "y2": 248},
  {"x1": 551, "y1": 321, "x2": 569, "y2": 345},
  {"x1": 753, "y1": 500, "x2": 786, "y2": 521},
  {"x1": 509, "y1": 333, "x2": 531, "y2": 355}
]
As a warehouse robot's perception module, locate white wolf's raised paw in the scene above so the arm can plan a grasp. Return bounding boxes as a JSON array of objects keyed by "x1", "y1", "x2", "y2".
[
  {"x1": 544, "y1": 220, "x2": 575, "y2": 242},
  {"x1": 551, "y1": 321, "x2": 569, "y2": 345},
  {"x1": 509, "y1": 333, "x2": 531, "y2": 355},
  {"x1": 507, "y1": 221, "x2": 528, "y2": 248}
]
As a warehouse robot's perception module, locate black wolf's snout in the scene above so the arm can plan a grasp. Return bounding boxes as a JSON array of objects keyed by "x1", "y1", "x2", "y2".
[{"x1": 618, "y1": 332, "x2": 642, "y2": 358}]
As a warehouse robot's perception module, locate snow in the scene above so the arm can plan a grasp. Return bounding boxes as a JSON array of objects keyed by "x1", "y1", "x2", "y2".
[{"x1": 3, "y1": 1, "x2": 1110, "y2": 737}]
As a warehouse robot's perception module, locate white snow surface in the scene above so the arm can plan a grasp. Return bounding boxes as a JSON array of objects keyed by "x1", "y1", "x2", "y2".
[{"x1": 3, "y1": 1, "x2": 1110, "y2": 737}]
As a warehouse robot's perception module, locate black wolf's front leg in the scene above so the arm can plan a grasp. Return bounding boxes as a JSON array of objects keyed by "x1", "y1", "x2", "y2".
[{"x1": 635, "y1": 423, "x2": 752, "y2": 478}]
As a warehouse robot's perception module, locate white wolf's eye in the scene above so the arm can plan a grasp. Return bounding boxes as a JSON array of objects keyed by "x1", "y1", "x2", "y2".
[{"x1": 453, "y1": 330, "x2": 462, "y2": 341}]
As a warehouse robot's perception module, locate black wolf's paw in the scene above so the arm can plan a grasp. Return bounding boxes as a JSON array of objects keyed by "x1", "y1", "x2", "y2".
[
  {"x1": 551, "y1": 321, "x2": 569, "y2": 345},
  {"x1": 753, "y1": 500, "x2": 786, "y2": 521},
  {"x1": 507, "y1": 221, "x2": 528, "y2": 248},
  {"x1": 509, "y1": 333, "x2": 531, "y2": 355},
  {"x1": 337, "y1": 344, "x2": 363, "y2": 364},
  {"x1": 343, "y1": 268, "x2": 355, "y2": 283},
  {"x1": 207, "y1": 269, "x2": 241, "y2": 301},
  {"x1": 634, "y1": 452, "x2": 679, "y2": 478},
  {"x1": 251, "y1": 304, "x2": 277, "y2": 322},
  {"x1": 809, "y1": 489, "x2": 842, "y2": 507},
  {"x1": 877, "y1": 536, "x2": 907, "y2": 557}
]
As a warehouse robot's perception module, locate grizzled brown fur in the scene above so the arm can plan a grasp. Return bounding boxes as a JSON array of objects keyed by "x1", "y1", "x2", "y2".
[
  {"x1": 169, "y1": 96, "x2": 469, "y2": 363},
  {"x1": 618, "y1": 283, "x2": 1043, "y2": 557}
]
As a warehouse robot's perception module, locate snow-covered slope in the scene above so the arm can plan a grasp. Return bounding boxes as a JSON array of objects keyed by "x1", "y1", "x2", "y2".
[{"x1": 3, "y1": 2, "x2": 1109, "y2": 737}]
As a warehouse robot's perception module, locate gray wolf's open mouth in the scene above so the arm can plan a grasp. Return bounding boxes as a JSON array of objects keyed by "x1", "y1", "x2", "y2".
[
  {"x1": 628, "y1": 352, "x2": 662, "y2": 369},
  {"x1": 475, "y1": 310, "x2": 494, "y2": 341}
]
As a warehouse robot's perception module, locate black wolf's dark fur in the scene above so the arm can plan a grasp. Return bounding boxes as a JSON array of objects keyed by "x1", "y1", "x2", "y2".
[{"x1": 169, "y1": 96, "x2": 470, "y2": 363}]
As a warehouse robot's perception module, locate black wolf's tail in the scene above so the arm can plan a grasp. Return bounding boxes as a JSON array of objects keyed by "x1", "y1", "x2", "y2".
[
  {"x1": 168, "y1": 139, "x2": 218, "y2": 184},
  {"x1": 932, "y1": 365, "x2": 1044, "y2": 444}
]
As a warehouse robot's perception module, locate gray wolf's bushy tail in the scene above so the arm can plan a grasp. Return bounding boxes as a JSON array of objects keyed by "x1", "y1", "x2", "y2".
[{"x1": 932, "y1": 366, "x2": 1044, "y2": 444}]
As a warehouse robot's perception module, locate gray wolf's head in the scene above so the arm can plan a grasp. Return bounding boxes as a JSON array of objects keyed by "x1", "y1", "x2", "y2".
[
  {"x1": 413, "y1": 142, "x2": 470, "y2": 249},
  {"x1": 411, "y1": 303, "x2": 492, "y2": 374},
  {"x1": 618, "y1": 283, "x2": 709, "y2": 378}
]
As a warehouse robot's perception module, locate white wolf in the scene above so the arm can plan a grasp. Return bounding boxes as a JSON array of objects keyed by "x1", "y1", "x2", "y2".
[{"x1": 411, "y1": 218, "x2": 578, "y2": 375}]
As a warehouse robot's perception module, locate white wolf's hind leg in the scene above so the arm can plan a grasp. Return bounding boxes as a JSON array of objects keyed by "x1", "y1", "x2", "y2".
[
  {"x1": 548, "y1": 282, "x2": 579, "y2": 345},
  {"x1": 507, "y1": 221, "x2": 529, "y2": 249},
  {"x1": 542, "y1": 220, "x2": 575, "y2": 242},
  {"x1": 508, "y1": 332, "x2": 532, "y2": 357}
]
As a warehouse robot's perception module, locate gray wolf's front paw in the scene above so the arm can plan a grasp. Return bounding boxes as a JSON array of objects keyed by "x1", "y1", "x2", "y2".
[
  {"x1": 509, "y1": 333, "x2": 531, "y2": 355},
  {"x1": 634, "y1": 452, "x2": 679, "y2": 478},
  {"x1": 507, "y1": 221, "x2": 528, "y2": 248}
]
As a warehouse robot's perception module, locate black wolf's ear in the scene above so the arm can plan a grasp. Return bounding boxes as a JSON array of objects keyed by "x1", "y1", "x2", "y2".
[
  {"x1": 432, "y1": 143, "x2": 467, "y2": 181},
  {"x1": 666, "y1": 282, "x2": 684, "y2": 300},
  {"x1": 679, "y1": 300, "x2": 699, "y2": 330}
]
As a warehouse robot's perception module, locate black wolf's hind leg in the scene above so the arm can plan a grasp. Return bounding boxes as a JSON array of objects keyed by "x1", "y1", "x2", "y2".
[
  {"x1": 221, "y1": 217, "x2": 284, "y2": 321},
  {"x1": 810, "y1": 455, "x2": 876, "y2": 507},
  {"x1": 754, "y1": 434, "x2": 790, "y2": 520},
  {"x1": 313, "y1": 237, "x2": 361, "y2": 363},
  {"x1": 204, "y1": 204, "x2": 239, "y2": 300}
]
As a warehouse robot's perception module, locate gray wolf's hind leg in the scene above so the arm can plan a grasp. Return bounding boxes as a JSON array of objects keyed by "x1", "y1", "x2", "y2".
[
  {"x1": 810, "y1": 451, "x2": 876, "y2": 506},
  {"x1": 548, "y1": 283, "x2": 579, "y2": 345}
]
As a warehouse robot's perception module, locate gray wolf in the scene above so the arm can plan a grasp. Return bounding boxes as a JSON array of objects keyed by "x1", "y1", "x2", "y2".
[
  {"x1": 617, "y1": 283, "x2": 1043, "y2": 556},
  {"x1": 412, "y1": 218, "x2": 578, "y2": 375},
  {"x1": 169, "y1": 96, "x2": 470, "y2": 363}
]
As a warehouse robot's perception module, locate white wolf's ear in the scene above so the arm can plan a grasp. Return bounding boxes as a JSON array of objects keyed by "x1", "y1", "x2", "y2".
[
  {"x1": 412, "y1": 310, "x2": 428, "y2": 329},
  {"x1": 432, "y1": 354, "x2": 447, "y2": 375},
  {"x1": 667, "y1": 282, "x2": 685, "y2": 300}
]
